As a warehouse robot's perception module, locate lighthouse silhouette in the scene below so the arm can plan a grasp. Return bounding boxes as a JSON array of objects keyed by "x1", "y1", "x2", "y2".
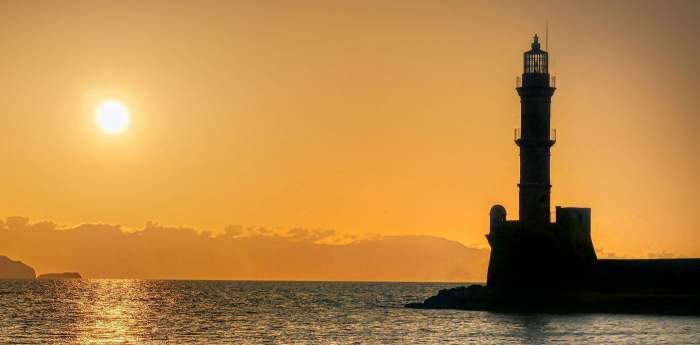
[
  {"x1": 486, "y1": 35, "x2": 596, "y2": 290},
  {"x1": 408, "y1": 35, "x2": 700, "y2": 312},
  {"x1": 516, "y1": 34, "x2": 556, "y2": 224}
]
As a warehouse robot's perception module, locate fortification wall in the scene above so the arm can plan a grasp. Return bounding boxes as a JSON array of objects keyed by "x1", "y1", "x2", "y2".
[{"x1": 591, "y1": 259, "x2": 700, "y2": 293}]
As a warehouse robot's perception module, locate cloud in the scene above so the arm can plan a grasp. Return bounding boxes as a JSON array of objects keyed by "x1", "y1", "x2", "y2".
[
  {"x1": 0, "y1": 217, "x2": 489, "y2": 282},
  {"x1": 285, "y1": 228, "x2": 336, "y2": 243},
  {"x1": 648, "y1": 251, "x2": 676, "y2": 259},
  {"x1": 597, "y1": 247, "x2": 681, "y2": 260},
  {"x1": 595, "y1": 247, "x2": 628, "y2": 259}
]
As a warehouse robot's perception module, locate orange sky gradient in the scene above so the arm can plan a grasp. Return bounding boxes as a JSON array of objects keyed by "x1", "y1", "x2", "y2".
[{"x1": 0, "y1": 0, "x2": 698, "y2": 269}]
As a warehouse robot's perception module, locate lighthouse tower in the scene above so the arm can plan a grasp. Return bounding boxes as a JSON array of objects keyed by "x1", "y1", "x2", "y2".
[
  {"x1": 516, "y1": 35, "x2": 556, "y2": 224},
  {"x1": 486, "y1": 35, "x2": 596, "y2": 290}
]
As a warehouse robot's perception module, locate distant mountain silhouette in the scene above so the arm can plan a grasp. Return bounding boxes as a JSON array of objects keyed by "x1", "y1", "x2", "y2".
[
  {"x1": 0, "y1": 217, "x2": 488, "y2": 281},
  {"x1": 0, "y1": 255, "x2": 35, "y2": 279}
]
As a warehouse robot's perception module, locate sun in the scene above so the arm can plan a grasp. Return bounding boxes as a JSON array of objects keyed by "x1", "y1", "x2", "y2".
[{"x1": 96, "y1": 100, "x2": 130, "y2": 134}]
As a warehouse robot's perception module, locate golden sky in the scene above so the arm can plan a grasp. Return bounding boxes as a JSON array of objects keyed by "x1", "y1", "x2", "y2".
[{"x1": 0, "y1": 0, "x2": 698, "y2": 260}]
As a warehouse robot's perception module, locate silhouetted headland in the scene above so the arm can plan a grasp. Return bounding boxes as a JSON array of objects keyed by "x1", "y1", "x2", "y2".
[
  {"x1": 37, "y1": 272, "x2": 82, "y2": 280},
  {"x1": 407, "y1": 36, "x2": 700, "y2": 315},
  {"x1": 0, "y1": 256, "x2": 35, "y2": 279},
  {"x1": 0, "y1": 255, "x2": 82, "y2": 280}
]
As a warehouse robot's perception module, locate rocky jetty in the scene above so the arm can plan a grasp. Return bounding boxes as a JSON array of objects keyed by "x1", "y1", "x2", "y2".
[
  {"x1": 406, "y1": 284, "x2": 700, "y2": 315},
  {"x1": 0, "y1": 256, "x2": 36, "y2": 279},
  {"x1": 37, "y1": 272, "x2": 82, "y2": 280},
  {"x1": 405, "y1": 285, "x2": 490, "y2": 310}
]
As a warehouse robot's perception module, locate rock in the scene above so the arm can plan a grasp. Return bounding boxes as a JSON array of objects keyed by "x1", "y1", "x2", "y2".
[
  {"x1": 405, "y1": 284, "x2": 490, "y2": 310},
  {"x1": 406, "y1": 284, "x2": 700, "y2": 315},
  {"x1": 37, "y1": 272, "x2": 82, "y2": 280},
  {"x1": 0, "y1": 256, "x2": 36, "y2": 279}
]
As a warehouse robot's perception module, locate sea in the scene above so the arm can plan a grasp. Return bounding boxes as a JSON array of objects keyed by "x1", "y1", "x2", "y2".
[{"x1": 0, "y1": 280, "x2": 698, "y2": 344}]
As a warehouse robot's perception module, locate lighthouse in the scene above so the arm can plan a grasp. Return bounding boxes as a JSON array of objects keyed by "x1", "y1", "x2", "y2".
[
  {"x1": 410, "y1": 33, "x2": 700, "y2": 313},
  {"x1": 516, "y1": 34, "x2": 556, "y2": 224},
  {"x1": 486, "y1": 35, "x2": 596, "y2": 290}
]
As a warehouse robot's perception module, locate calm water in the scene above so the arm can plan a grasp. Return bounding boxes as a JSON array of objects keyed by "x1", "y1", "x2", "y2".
[{"x1": 0, "y1": 280, "x2": 698, "y2": 344}]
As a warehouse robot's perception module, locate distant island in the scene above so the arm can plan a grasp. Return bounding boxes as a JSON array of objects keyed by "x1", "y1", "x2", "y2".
[
  {"x1": 37, "y1": 272, "x2": 82, "y2": 280},
  {"x1": 0, "y1": 256, "x2": 35, "y2": 279},
  {"x1": 0, "y1": 255, "x2": 81, "y2": 280}
]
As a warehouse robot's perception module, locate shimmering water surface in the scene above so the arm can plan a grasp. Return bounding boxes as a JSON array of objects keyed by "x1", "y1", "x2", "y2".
[{"x1": 0, "y1": 280, "x2": 698, "y2": 344}]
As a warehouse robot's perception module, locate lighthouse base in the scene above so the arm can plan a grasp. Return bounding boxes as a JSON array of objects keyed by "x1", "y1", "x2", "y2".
[
  {"x1": 486, "y1": 207, "x2": 596, "y2": 290},
  {"x1": 406, "y1": 205, "x2": 700, "y2": 315}
]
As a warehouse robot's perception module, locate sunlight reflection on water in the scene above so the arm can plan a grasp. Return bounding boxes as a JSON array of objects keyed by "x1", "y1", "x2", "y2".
[{"x1": 0, "y1": 280, "x2": 698, "y2": 344}]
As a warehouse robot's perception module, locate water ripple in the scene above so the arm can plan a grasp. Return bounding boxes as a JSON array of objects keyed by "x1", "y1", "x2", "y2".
[{"x1": 0, "y1": 280, "x2": 697, "y2": 344}]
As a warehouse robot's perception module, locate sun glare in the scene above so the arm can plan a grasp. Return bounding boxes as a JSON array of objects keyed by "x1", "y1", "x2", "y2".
[{"x1": 96, "y1": 100, "x2": 130, "y2": 134}]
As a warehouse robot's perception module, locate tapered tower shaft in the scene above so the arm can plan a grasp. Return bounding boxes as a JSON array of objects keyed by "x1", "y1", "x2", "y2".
[{"x1": 516, "y1": 35, "x2": 556, "y2": 224}]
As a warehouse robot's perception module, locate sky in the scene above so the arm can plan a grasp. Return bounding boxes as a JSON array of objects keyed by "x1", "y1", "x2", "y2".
[{"x1": 0, "y1": 0, "x2": 698, "y2": 269}]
